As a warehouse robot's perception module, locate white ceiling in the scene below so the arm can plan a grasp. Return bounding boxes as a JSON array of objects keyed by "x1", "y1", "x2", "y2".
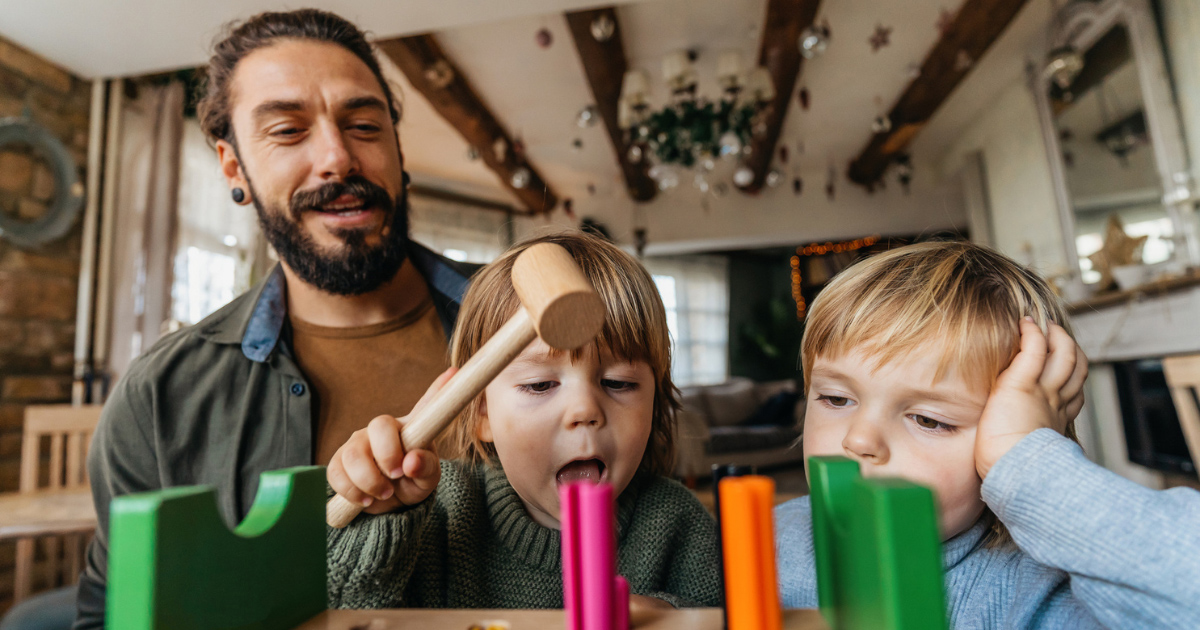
[
  {"x1": 0, "y1": 0, "x2": 656, "y2": 79},
  {"x1": 1, "y1": 0, "x2": 1052, "y2": 249}
]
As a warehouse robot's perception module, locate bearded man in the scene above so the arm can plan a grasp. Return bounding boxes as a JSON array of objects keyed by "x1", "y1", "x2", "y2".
[{"x1": 71, "y1": 10, "x2": 477, "y2": 628}]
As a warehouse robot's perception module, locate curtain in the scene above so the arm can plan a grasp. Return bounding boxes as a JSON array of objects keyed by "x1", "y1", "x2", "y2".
[
  {"x1": 643, "y1": 254, "x2": 730, "y2": 386},
  {"x1": 105, "y1": 81, "x2": 184, "y2": 380}
]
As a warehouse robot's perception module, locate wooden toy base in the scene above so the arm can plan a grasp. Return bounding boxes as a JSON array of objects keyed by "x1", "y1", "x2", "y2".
[{"x1": 293, "y1": 608, "x2": 829, "y2": 630}]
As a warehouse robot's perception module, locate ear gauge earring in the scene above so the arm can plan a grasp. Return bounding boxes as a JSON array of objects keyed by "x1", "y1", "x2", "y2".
[{"x1": 231, "y1": 187, "x2": 245, "y2": 203}]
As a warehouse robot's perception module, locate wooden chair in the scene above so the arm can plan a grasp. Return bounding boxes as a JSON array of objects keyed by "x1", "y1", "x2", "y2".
[
  {"x1": 13, "y1": 404, "x2": 102, "y2": 603},
  {"x1": 1161, "y1": 356, "x2": 1200, "y2": 474}
]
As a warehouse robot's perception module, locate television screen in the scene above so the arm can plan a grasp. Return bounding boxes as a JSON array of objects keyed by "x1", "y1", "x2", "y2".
[{"x1": 1112, "y1": 359, "x2": 1197, "y2": 478}]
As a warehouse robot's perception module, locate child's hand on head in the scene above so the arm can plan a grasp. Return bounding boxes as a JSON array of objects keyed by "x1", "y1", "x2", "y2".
[
  {"x1": 975, "y1": 318, "x2": 1087, "y2": 479},
  {"x1": 326, "y1": 368, "x2": 455, "y2": 514}
]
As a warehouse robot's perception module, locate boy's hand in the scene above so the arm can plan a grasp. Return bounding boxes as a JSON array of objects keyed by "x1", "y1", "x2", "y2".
[
  {"x1": 326, "y1": 368, "x2": 455, "y2": 514},
  {"x1": 975, "y1": 319, "x2": 1088, "y2": 480}
]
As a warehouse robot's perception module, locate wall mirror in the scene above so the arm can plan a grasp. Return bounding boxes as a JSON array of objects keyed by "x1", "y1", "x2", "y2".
[{"x1": 1034, "y1": 0, "x2": 1198, "y2": 298}]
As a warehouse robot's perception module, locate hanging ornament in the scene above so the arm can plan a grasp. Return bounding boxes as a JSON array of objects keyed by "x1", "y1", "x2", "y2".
[
  {"x1": 627, "y1": 144, "x2": 643, "y2": 164},
  {"x1": 779, "y1": 145, "x2": 790, "y2": 165},
  {"x1": 733, "y1": 166, "x2": 755, "y2": 188},
  {"x1": 657, "y1": 172, "x2": 680, "y2": 191},
  {"x1": 798, "y1": 87, "x2": 810, "y2": 110},
  {"x1": 572, "y1": 138, "x2": 584, "y2": 151},
  {"x1": 590, "y1": 13, "x2": 616, "y2": 42},
  {"x1": 511, "y1": 167, "x2": 532, "y2": 189},
  {"x1": 793, "y1": 176, "x2": 803, "y2": 195},
  {"x1": 894, "y1": 153, "x2": 913, "y2": 194},
  {"x1": 1044, "y1": 46, "x2": 1083, "y2": 89},
  {"x1": 536, "y1": 28, "x2": 553, "y2": 49},
  {"x1": 425, "y1": 60, "x2": 455, "y2": 89},
  {"x1": 718, "y1": 132, "x2": 742, "y2": 158},
  {"x1": 563, "y1": 198, "x2": 576, "y2": 220},
  {"x1": 955, "y1": 50, "x2": 973, "y2": 72},
  {"x1": 936, "y1": 8, "x2": 957, "y2": 37},
  {"x1": 766, "y1": 169, "x2": 783, "y2": 188},
  {"x1": 871, "y1": 115, "x2": 892, "y2": 134},
  {"x1": 869, "y1": 25, "x2": 892, "y2": 53},
  {"x1": 466, "y1": 145, "x2": 480, "y2": 161},
  {"x1": 576, "y1": 105, "x2": 599, "y2": 128},
  {"x1": 798, "y1": 21, "x2": 831, "y2": 59},
  {"x1": 650, "y1": 164, "x2": 679, "y2": 190}
]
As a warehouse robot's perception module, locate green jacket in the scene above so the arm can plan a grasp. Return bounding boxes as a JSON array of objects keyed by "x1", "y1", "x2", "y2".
[
  {"x1": 74, "y1": 244, "x2": 478, "y2": 630},
  {"x1": 327, "y1": 460, "x2": 723, "y2": 610}
]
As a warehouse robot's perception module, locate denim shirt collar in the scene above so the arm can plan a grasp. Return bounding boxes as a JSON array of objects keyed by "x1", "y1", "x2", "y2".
[{"x1": 200, "y1": 241, "x2": 477, "y2": 362}]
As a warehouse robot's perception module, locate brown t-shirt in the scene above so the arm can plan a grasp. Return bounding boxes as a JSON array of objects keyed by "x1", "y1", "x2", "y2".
[{"x1": 291, "y1": 294, "x2": 450, "y2": 465}]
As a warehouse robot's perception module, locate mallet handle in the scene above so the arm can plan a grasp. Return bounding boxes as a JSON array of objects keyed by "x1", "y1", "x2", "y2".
[{"x1": 326, "y1": 308, "x2": 537, "y2": 528}]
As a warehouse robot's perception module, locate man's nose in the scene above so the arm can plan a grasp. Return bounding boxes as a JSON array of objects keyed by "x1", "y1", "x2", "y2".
[
  {"x1": 841, "y1": 414, "x2": 890, "y2": 466},
  {"x1": 311, "y1": 120, "x2": 358, "y2": 180},
  {"x1": 562, "y1": 386, "x2": 606, "y2": 430}
]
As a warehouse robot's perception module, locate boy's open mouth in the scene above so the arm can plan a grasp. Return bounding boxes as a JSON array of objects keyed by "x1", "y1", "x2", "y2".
[{"x1": 556, "y1": 458, "x2": 607, "y2": 485}]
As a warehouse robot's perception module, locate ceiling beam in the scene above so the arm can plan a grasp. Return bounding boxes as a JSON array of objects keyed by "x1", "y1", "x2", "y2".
[
  {"x1": 739, "y1": 0, "x2": 823, "y2": 194},
  {"x1": 409, "y1": 183, "x2": 522, "y2": 215},
  {"x1": 377, "y1": 35, "x2": 559, "y2": 214},
  {"x1": 847, "y1": 0, "x2": 1030, "y2": 188},
  {"x1": 565, "y1": 8, "x2": 657, "y2": 202}
]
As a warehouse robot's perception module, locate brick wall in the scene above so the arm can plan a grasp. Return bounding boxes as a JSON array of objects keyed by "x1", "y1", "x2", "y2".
[{"x1": 0, "y1": 36, "x2": 90, "y2": 614}]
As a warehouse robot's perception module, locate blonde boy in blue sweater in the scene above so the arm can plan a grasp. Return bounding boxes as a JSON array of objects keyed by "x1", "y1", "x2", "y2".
[{"x1": 775, "y1": 241, "x2": 1200, "y2": 628}]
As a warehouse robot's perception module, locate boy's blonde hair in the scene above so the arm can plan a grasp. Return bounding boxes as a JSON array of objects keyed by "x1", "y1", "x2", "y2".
[
  {"x1": 801, "y1": 240, "x2": 1078, "y2": 546},
  {"x1": 443, "y1": 231, "x2": 679, "y2": 477}
]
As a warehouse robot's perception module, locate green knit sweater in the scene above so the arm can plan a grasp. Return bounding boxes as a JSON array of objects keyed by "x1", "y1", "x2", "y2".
[{"x1": 327, "y1": 460, "x2": 722, "y2": 609}]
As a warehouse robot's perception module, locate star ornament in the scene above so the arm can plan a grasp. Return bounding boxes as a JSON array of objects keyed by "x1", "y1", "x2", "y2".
[
  {"x1": 1088, "y1": 214, "x2": 1148, "y2": 291},
  {"x1": 869, "y1": 24, "x2": 892, "y2": 53}
]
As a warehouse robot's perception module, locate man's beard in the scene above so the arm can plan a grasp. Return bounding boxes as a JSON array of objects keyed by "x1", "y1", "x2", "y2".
[{"x1": 249, "y1": 175, "x2": 410, "y2": 296}]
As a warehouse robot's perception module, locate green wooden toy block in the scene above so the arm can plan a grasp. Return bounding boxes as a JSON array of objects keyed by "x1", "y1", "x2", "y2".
[
  {"x1": 106, "y1": 466, "x2": 327, "y2": 630},
  {"x1": 808, "y1": 456, "x2": 947, "y2": 630}
]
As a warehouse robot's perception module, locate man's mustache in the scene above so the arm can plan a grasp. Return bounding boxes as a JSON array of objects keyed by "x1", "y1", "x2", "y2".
[{"x1": 288, "y1": 176, "x2": 393, "y2": 220}]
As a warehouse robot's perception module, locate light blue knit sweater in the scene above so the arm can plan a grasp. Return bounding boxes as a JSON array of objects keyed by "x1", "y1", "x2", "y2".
[{"x1": 774, "y1": 429, "x2": 1200, "y2": 628}]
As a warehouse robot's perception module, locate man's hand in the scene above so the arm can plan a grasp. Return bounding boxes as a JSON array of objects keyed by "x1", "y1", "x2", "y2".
[
  {"x1": 975, "y1": 318, "x2": 1088, "y2": 480},
  {"x1": 326, "y1": 368, "x2": 455, "y2": 514}
]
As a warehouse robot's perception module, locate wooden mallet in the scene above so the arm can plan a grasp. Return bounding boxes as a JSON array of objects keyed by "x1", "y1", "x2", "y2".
[{"x1": 326, "y1": 243, "x2": 607, "y2": 528}]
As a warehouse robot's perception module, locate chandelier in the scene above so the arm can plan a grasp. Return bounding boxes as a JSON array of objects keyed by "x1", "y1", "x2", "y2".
[{"x1": 617, "y1": 50, "x2": 775, "y2": 193}]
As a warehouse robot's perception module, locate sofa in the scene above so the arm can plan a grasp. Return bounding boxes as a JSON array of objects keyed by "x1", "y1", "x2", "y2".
[{"x1": 672, "y1": 377, "x2": 805, "y2": 481}]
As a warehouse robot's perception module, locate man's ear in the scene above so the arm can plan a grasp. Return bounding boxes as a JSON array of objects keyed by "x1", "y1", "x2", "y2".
[
  {"x1": 216, "y1": 139, "x2": 252, "y2": 205},
  {"x1": 476, "y1": 395, "x2": 494, "y2": 443}
]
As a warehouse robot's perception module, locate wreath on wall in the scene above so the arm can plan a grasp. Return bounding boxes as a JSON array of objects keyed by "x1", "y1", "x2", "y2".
[{"x1": 0, "y1": 117, "x2": 84, "y2": 249}]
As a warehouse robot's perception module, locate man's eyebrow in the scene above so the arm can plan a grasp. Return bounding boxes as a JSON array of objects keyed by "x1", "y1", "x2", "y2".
[
  {"x1": 341, "y1": 95, "x2": 389, "y2": 114},
  {"x1": 250, "y1": 99, "x2": 306, "y2": 120}
]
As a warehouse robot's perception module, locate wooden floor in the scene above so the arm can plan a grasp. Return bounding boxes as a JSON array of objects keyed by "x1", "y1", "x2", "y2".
[{"x1": 295, "y1": 608, "x2": 828, "y2": 629}]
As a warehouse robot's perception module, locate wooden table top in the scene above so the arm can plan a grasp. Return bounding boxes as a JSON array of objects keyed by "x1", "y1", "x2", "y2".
[
  {"x1": 295, "y1": 608, "x2": 828, "y2": 630},
  {"x1": 0, "y1": 487, "x2": 96, "y2": 541}
]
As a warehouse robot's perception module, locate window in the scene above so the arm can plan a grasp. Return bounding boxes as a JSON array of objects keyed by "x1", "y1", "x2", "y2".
[
  {"x1": 409, "y1": 195, "x2": 511, "y2": 264},
  {"x1": 170, "y1": 119, "x2": 261, "y2": 325},
  {"x1": 644, "y1": 255, "x2": 730, "y2": 386}
]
